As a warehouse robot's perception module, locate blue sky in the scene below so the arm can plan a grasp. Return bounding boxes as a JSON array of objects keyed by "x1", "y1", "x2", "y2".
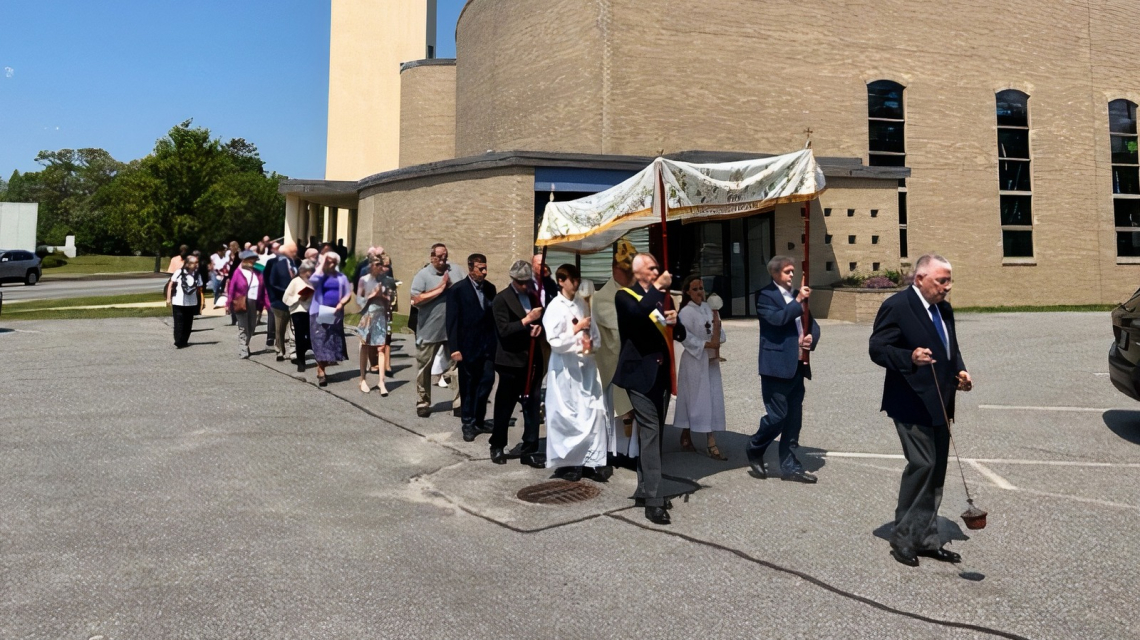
[{"x1": 0, "y1": 0, "x2": 466, "y2": 181}]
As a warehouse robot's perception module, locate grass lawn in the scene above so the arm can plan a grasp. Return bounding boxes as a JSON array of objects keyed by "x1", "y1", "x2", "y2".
[
  {"x1": 958, "y1": 304, "x2": 1117, "y2": 313},
  {"x1": 2, "y1": 292, "x2": 167, "y2": 321},
  {"x1": 41, "y1": 254, "x2": 158, "y2": 276}
]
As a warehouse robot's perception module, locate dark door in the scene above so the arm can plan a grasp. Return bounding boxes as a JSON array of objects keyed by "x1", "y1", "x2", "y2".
[{"x1": 666, "y1": 212, "x2": 774, "y2": 318}]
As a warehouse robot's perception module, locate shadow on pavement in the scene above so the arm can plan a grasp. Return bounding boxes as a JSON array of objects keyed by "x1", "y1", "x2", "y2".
[
  {"x1": 871, "y1": 517, "x2": 971, "y2": 544},
  {"x1": 1102, "y1": 409, "x2": 1140, "y2": 445}
]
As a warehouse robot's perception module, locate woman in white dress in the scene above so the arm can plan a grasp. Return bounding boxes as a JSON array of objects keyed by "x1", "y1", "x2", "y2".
[
  {"x1": 674, "y1": 275, "x2": 728, "y2": 460},
  {"x1": 543, "y1": 264, "x2": 612, "y2": 482}
]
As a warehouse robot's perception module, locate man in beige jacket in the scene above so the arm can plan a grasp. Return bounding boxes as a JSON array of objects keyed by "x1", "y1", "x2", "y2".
[{"x1": 592, "y1": 238, "x2": 639, "y2": 466}]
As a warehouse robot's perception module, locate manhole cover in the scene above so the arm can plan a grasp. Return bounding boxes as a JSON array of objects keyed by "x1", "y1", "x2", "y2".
[{"x1": 517, "y1": 480, "x2": 601, "y2": 505}]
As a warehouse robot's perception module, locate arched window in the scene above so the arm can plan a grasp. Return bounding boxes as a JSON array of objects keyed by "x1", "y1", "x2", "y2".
[
  {"x1": 867, "y1": 80, "x2": 905, "y2": 167},
  {"x1": 867, "y1": 80, "x2": 908, "y2": 257},
  {"x1": 1110, "y1": 99, "x2": 1140, "y2": 257},
  {"x1": 996, "y1": 90, "x2": 1033, "y2": 258}
]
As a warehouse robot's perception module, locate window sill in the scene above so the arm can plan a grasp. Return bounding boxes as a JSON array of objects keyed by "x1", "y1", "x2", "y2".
[
  {"x1": 1001, "y1": 258, "x2": 1037, "y2": 266},
  {"x1": 1116, "y1": 257, "x2": 1140, "y2": 265}
]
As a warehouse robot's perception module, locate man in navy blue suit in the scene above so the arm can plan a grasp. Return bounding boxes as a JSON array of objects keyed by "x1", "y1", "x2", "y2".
[
  {"x1": 869, "y1": 253, "x2": 972, "y2": 567},
  {"x1": 747, "y1": 256, "x2": 821, "y2": 483},
  {"x1": 446, "y1": 253, "x2": 499, "y2": 443}
]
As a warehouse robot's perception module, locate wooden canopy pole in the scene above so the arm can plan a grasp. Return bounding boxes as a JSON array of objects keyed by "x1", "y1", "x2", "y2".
[
  {"x1": 656, "y1": 162, "x2": 678, "y2": 395},
  {"x1": 800, "y1": 199, "x2": 812, "y2": 364}
]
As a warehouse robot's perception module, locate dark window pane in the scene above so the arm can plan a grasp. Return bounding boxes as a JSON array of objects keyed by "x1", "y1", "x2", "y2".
[
  {"x1": 1112, "y1": 135, "x2": 1139, "y2": 164},
  {"x1": 1114, "y1": 165, "x2": 1140, "y2": 194},
  {"x1": 1000, "y1": 194, "x2": 1032, "y2": 226},
  {"x1": 868, "y1": 81, "x2": 905, "y2": 119},
  {"x1": 899, "y1": 228, "x2": 908, "y2": 258},
  {"x1": 1002, "y1": 230, "x2": 1034, "y2": 257},
  {"x1": 998, "y1": 128, "x2": 1029, "y2": 159},
  {"x1": 999, "y1": 160, "x2": 1032, "y2": 191},
  {"x1": 1118, "y1": 231, "x2": 1140, "y2": 257},
  {"x1": 1115, "y1": 198, "x2": 1140, "y2": 227},
  {"x1": 1110, "y1": 100, "x2": 1138, "y2": 134},
  {"x1": 996, "y1": 90, "x2": 1029, "y2": 127},
  {"x1": 869, "y1": 121, "x2": 905, "y2": 153},
  {"x1": 870, "y1": 153, "x2": 906, "y2": 167},
  {"x1": 898, "y1": 191, "x2": 907, "y2": 224}
]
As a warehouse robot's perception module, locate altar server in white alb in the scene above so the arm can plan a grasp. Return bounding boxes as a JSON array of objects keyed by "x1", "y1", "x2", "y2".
[
  {"x1": 542, "y1": 264, "x2": 613, "y2": 482},
  {"x1": 674, "y1": 275, "x2": 728, "y2": 460}
]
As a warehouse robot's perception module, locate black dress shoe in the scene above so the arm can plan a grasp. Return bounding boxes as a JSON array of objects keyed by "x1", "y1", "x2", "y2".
[
  {"x1": 462, "y1": 426, "x2": 478, "y2": 443},
  {"x1": 297, "y1": 362, "x2": 306, "y2": 373},
  {"x1": 417, "y1": 408, "x2": 431, "y2": 418},
  {"x1": 562, "y1": 466, "x2": 583, "y2": 482},
  {"x1": 521, "y1": 452, "x2": 546, "y2": 468},
  {"x1": 475, "y1": 422, "x2": 494, "y2": 434},
  {"x1": 918, "y1": 547, "x2": 962, "y2": 564},
  {"x1": 489, "y1": 447, "x2": 508, "y2": 464},
  {"x1": 644, "y1": 506, "x2": 671, "y2": 525},
  {"x1": 587, "y1": 465, "x2": 613, "y2": 483},
  {"x1": 890, "y1": 547, "x2": 920, "y2": 567},
  {"x1": 276, "y1": 355, "x2": 285, "y2": 362},
  {"x1": 748, "y1": 459, "x2": 769, "y2": 479},
  {"x1": 507, "y1": 442, "x2": 537, "y2": 458},
  {"x1": 781, "y1": 469, "x2": 818, "y2": 484}
]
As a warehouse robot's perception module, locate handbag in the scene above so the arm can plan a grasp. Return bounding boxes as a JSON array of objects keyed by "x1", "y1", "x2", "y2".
[{"x1": 233, "y1": 295, "x2": 247, "y2": 313}]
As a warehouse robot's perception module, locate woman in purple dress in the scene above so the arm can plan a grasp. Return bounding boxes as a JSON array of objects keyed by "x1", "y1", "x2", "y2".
[{"x1": 308, "y1": 252, "x2": 353, "y2": 386}]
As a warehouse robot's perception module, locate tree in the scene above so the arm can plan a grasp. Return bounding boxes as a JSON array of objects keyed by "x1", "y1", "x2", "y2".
[{"x1": 100, "y1": 120, "x2": 285, "y2": 256}]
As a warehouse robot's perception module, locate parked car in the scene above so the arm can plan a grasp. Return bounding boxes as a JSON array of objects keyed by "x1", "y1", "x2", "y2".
[
  {"x1": 1109, "y1": 287, "x2": 1140, "y2": 400},
  {"x1": 0, "y1": 249, "x2": 41, "y2": 286}
]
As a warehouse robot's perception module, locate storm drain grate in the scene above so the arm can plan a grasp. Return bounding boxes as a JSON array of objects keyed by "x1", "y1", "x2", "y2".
[{"x1": 517, "y1": 480, "x2": 601, "y2": 505}]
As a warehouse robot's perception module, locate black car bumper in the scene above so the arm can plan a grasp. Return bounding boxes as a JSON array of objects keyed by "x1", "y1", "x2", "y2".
[{"x1": 1109, "y1": 343, "x2": 1140, "y2": 401}]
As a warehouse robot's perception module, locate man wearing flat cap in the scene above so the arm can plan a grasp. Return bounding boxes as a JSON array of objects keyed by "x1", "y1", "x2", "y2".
[{"x1": 488, "y1": 259, "x2": 546, "y2": 466}]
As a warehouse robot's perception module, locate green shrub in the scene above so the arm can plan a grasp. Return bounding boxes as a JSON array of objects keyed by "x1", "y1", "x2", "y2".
[{"x1": 40, "y1": 252, "x2": 68, "y2": 269}]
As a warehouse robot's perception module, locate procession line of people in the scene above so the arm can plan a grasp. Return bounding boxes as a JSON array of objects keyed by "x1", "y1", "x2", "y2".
[{"x1": 169, "y1": 239, "x2": 973, "y2": 565}]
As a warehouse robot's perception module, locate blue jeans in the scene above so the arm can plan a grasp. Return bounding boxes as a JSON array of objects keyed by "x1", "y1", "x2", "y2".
[{"x1": 748, "y1": 364, "x2": 807, "y2": 472}]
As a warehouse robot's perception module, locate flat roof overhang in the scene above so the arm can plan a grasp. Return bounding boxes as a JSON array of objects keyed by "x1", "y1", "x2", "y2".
[{"x1": 283, "y1": 150, "x2": 910, "y2": 200}]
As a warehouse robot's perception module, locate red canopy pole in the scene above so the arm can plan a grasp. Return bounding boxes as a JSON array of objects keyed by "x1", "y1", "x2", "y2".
[
  {"x1": 656, "y1": 161, "x2": 677, "y2": 395},
  {"x1": 522, "y1": 246, "x2": 548, "y2": 400},
  {"x1": 800, "y1": 199, "x2": 812, "y2": 364}
]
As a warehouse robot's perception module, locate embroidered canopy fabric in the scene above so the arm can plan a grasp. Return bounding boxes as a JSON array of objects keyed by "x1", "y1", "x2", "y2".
[{"x1": 535, "y1": 149, "x2": 827, "y2": 253}]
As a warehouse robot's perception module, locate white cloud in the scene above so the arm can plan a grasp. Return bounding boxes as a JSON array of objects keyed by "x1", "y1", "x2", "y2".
[{"x1": 3, "y1": 67, "x2": 13, "y2": 78}]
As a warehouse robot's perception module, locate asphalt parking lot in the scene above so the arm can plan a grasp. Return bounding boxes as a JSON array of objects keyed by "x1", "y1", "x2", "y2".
[{"x1": 1, "y1": 310, "x2": 1138, "y2": 639}]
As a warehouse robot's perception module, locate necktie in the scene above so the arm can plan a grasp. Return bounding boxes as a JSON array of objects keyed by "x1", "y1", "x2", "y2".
[{"x1": 929, "y1": 304, "x2": 949, "y2": 354}]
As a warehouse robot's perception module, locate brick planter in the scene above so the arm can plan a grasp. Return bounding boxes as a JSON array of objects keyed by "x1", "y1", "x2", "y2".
[{"x1": 809, "y1": 287, "x2": 902, "y2": 322}]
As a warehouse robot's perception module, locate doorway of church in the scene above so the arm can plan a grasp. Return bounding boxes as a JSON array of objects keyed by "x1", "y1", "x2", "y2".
[{"x1": 664, "y1": 213, "x2": 775, "y2": 318}]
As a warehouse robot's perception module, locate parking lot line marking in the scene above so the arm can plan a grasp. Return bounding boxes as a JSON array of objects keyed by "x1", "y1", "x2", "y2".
[
  {"x1": 817, "y1": 451, "x2": 1140, "y2": 469},
  {"x1": 977, "y1": 404, "x2": 1115, "y2": 413},
  {"x1": 816, "y1": 452, "x2": 905, "y2": 460},
  {"x1": 967, "y1": 460, "x2": 1018, "y2": 490}
]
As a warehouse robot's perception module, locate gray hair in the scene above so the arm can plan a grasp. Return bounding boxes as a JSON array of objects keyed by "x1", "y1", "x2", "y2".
[
  {"x1": 914, "y1": 254, "x2": 952, "y2": 275},
  {"x1": 298, "y1": 259, "x2": 317, "y2": 275},
  {"x1": 767, "y1": 255, "x2": 796, "y2": 276}
]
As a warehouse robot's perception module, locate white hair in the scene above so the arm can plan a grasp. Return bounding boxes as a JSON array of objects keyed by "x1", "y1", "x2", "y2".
[
  {"x1": 914, "y1": 254, "x2": 951, "y2": 275},
  {"x1": 631, "y1": 253, "x2": 657, "y2": 271}
]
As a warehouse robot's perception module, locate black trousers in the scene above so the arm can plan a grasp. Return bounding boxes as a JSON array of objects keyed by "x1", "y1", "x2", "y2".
[
  {"x1": 171, "y1": 305, "x2": 196, "y2": 347},
  {"x1": 892, "y1": 420, "x2": 950, "y2": 552},
  {"x1": 627, "y1": 388, "x2": 669, "y2": 508},
  {"x1": 291, "y1": 312, "x2": 311, "y2": 363},
  {"x1": 490, "y1": 363, "x2": 541, "y2": 450},
  {"x1": 749, "y1": 363, "x2": 807, "y2": 472},
  {"x1": 458, "y1": 356, "x2": 496, "y2": 428}
]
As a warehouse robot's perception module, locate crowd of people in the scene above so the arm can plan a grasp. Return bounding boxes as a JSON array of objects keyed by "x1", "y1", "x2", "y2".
[{"x1": 167, "y1": 237, "x2": 974, "y2": 566}]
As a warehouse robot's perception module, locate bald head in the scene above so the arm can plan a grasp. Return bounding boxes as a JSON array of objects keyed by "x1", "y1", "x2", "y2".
[
  {"x1": 280, "y1": 242, "x2": 297, "y2": 259},
  {"x1": 631, "y1": 253, "x2": 660, "y2": 288}
]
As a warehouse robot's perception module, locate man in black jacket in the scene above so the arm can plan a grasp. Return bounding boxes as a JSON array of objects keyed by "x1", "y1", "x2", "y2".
[
  {"x1": 614, "y1": 253, "x2": 685, "y2": 525},
  {"x1": 446, "y1": 253, "x2": 498, "y2": 442},
  {"x1": 266, "y1": 242, "x2": 297, "y2": 361},
  {"x1": 869, "y1": 253, "x2": 973, "y2": 568},
  {"x1": 488, "y1": 260, "x2": 545, "y2": 466}
]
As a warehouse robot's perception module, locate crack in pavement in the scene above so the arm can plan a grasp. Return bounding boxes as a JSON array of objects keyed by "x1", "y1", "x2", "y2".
[{"x1": 604, "y1": 512, "x2": 1033, "y2": 640}]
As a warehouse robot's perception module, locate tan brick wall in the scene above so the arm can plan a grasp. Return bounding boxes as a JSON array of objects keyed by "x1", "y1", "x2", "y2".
[
  {"x1": 400, "y1": 63, "x2": 457, "y2": 168},
  {"x1": 448, "y1": 0, "x2": 1140, "y2": 307},
  {"x1": 455, "y1": 0, "x2": 604, "y2": 157},
  {"x1": 358, "y1": 168, "x2": 534, "y2": 303}
]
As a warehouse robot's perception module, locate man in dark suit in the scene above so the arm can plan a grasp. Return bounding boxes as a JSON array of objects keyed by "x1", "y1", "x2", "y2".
[
  {"x1": 488, "y1": 260, "x2": 546, "y2": 466},
  {"x1": 266, "y1": 242, "x2": 298, "y2": 362},
  {"x1": 614, "y1": 253, "x2": 686, "y2": 525},
  {"x1": 748, "y1": 256, "x2": 822, "y2": 483},
  {"x1": 869, "y1": 253, "x2": 972, "y2": 568},
  {"x1": 446, "y1": 253, "x2": 499, "y2": 442}
]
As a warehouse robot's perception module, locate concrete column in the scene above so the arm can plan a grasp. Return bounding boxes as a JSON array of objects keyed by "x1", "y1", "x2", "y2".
[{"x1": 284, "y1": 195, "x2": 302, "y2": 245}]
